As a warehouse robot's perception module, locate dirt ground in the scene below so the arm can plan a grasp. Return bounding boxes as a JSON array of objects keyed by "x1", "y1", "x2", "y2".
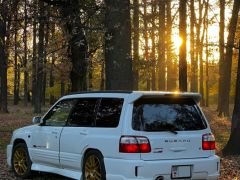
[{"x1": 0, "y1": 105, "x2": 239, "y2": 179}]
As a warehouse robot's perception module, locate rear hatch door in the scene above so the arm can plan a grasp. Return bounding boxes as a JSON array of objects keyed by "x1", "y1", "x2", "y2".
[{"x1": 132, "y1": 97, "x2": 214, "y2": 160}]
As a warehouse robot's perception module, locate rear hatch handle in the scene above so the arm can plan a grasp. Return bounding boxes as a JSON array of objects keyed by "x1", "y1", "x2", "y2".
[{"x1": 170, "y1": 147, "x2": 187, "y2": 152}]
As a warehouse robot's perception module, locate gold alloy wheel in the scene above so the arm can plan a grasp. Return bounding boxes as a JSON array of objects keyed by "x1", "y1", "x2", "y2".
[
  {"x1": 84, "y1": 155, "x2": 102, "y2": 180},
  {"x1": 13, "y1": 147, "x2": 28, "y2": 176}
]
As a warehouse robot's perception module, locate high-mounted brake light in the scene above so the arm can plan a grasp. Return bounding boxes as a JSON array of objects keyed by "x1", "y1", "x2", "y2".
[
  {"x1": 202, "y1": 133, "x2": 215, "y2": 150},
  {"x1": 119, "y1": 136, "x2": 151, "y2": 153}
]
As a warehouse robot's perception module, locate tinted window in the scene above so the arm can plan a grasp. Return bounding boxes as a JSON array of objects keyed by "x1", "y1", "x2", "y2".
[
  {"x1": 67, "y1": 98, "x2": 98, "y2": 127},
  {"x1": 132, "y1": 98, "x2": 207, "y2": 131},
  {"x1": 96, "y1": 98, "x2": 123, "y2": 128},
  {"x1": 44, "y1": 99, "x2": 76, "y2": 126}
]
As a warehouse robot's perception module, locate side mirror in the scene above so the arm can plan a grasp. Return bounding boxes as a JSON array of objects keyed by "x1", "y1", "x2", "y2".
[{"x1": 32, "y1": 116, "x2": 42, "y2": 124}]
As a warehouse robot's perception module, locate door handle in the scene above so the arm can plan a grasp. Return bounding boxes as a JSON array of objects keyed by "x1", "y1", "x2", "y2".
[
  {"x1": 79, "y1": 131, "x2": 88, "y2": 135},
  {"x1": 51, "y1": 131, "x2": 58, "y2": 135}
]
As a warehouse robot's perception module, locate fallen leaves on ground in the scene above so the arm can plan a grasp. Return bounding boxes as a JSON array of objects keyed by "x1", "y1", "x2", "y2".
[
  {"x1": 203, "y1": 107, "x2": 239, "y2": 180},
  {"x1": 220, "y1": 156, "x2": 240, "y2": 179}
]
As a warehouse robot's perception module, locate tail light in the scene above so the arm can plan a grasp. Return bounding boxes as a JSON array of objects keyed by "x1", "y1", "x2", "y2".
[
  {"x1": 202, "y1": 133, "x2": 215, "y2": 150},
  {"x1": 119, "y1": 136, "x2": 151, "y2": 153}
]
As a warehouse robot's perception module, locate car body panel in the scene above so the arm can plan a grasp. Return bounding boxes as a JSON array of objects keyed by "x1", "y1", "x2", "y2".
[
  {"x1": 30, "y1": 126, "x2": 62, "y2": 167},
  {"x1": 7, "y1": 91, "x2": 220, "y2": 179}
]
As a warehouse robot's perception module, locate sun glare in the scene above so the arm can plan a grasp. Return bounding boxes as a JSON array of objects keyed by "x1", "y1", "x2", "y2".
[
  {"x1": 174, "y1": 36, "x2": 183, "y2": 48},
  {"x1": 172, "y1": 35, "x2": 183, "y2": 56}
]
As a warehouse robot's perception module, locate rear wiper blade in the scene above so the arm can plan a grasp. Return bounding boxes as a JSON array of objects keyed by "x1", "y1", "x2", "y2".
[
  {"x1": 144, "y1": 129, "x2": 178, "y2": 134},
  {"x1": 166, "y1": 130, "x2": 178, "y2": 135}
]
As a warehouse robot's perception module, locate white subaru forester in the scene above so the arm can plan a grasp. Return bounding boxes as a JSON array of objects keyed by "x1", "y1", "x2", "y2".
[{"x1": 7, "y1": 91, "x2": 220, "y2": 180}]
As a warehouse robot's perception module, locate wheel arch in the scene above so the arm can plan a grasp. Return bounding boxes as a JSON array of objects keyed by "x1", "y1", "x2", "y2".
[
  {"x1": 81, "y1": 148, "x2": 104, "y2": 167},
  {"x1": 13, "y1": 138, "x2": 26, "y2": 147},
  {"x1": 11, "y1": 139, "x2": 32, "y2": 178},
  {"x1": 81, "y1": 148, "x2": 106, "y2": 180}
]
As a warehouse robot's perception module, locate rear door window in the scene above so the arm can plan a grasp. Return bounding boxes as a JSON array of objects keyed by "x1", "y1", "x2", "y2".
[
  {"x1": 132, "y1": 98, "x2": 207, "y2": 131},
  {"x1": 95, "y1": 98, "x2": 124, "y2": 128},
  {"x1": 67, "y1": 98, "x2": 98, "y2": 127}
]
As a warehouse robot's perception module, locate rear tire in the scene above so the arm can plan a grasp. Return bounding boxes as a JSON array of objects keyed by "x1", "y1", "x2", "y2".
[
  {"x1": 82, "y1": 150, "x2": 106, "y2": 180},
  {"x1": 12, "y1": 143, "x2": 32, "y2": 178}
]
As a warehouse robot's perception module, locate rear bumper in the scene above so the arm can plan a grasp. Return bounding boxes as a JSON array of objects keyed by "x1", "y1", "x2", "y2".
[{"x1": 104, "y1": 155, "x2": 220, "y2": 180}]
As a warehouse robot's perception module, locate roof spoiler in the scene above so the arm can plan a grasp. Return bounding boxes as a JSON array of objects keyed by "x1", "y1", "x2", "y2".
[{"x1": 127, "y1": 92, "x2": 202, "y2": 104}]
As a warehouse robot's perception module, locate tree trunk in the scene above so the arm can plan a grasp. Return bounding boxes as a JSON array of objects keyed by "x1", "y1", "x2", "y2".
[
  {"x1": 32, "y1": 0, "x2": 37, "y2": 106},
  {"x1": 61, "y1": 1, "x2": 88, "y2": 92},
  {"x1": 17, "y1": 64, "x2": 20, "y2": 98},
  {"x1": 205, "y1": 0, "x2": 209, "y2": 107},
  {"x1": 195, "y1": 1, "x2": 204, "y2": 93},
  {"x1": 166, "y1": 0, "x2": 176, "y2": 91},
  {"x1": 179, "y1": 0, "x2": 187, "y2": 92},
  {"x1": 218, "y1": 0, "x2": 240, "y2": 117},
  {"x1": 199, "y1": 31, "x2": 205, "y2": 104},
  {"x1": 133, "y1": 0, "x2": 139, "y2": 90},
  {"x1": 49, "y1": 57, "x2": 55, "y2": 104},
  {"x1": 23, "y1": 0, "x2": 29, "y2": 106},
  {"x1": 49, "y1": 24, "x2": 55, "y2": 105},
  {"x1": 217, "y1": 0, "x2": 225, "y2": 112},
  {"x1": 34, "y1": 0, "x2": 45, "y2": 113},
  {"x1": 100, "y1": 59, "x2": 105, "y2": 90},
  {"x1": 151, "y1": 0, "x2": 156, "y2": 90},
  {"x1": 14, "y1": 33, "x2": 20, "y2": 105},
  {"x1": 69, "y1": 30, "x2": 88, "y2": 92},
  {"x1": 42, "y1": 12, "x2": 50, "y2": 106},
  {"x1": 222, "y1": 43, "x2": 240, "y2": 155},
  {"x1": 13, "y1": 3, "x2": 19, "y2": 105},
  {"x1": 190, "y1": 0, "x2": 197, "y2": 92},
  {"x1": 0, "y1": 1, "x2": 8, "y2": 113},
  {"x1": 104, "y1": 0, "x2": 133, "y2": 90},
  {"x1": 42, "y1": 0, "x2": 89, "y2": 92},
  {"x1": 199, "y1": 1, "x2": 208, "y2": 106},
  {"x1": 88, "y1": 57, "x2": 93, "y2": 90},
  {"x1": 143, "y1": 0, "x2": 150, "y2": 90},
  {"x1": 61, "y1": 79, "x2": 65, "y2": 96},
  {"x1": 158, "y1": 0, "x2": 166, "y2": 91}
]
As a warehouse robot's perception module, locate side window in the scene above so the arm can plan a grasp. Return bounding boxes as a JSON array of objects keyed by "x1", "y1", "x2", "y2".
[
  {"x1": 96, "y1": 98, "x2": 124, "y2": 128},
  {"x1": 67, "y1": 98, "x2": 98, "y2": 127},
  {"x1": 43, "y1": 99, "x2": 76, "y2": 126}
]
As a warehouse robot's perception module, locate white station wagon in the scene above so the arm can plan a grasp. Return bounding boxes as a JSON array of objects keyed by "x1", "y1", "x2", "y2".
[{"x1": 7, "y1": 91, "x2": 220, "y2": 180}]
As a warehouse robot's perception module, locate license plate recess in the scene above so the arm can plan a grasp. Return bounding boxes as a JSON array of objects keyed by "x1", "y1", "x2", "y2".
[{"x1": 171, "y1": 165, "x2": 191, "y2": 179}]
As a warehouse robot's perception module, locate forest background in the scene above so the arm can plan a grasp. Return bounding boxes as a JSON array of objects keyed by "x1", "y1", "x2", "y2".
[{"x1": 1, "y1": 0, "x2": 240, "y2": 178}]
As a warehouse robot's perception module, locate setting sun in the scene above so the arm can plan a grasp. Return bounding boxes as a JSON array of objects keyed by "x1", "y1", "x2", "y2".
[{"x1": 174, "y1": 36, "x2": 183, "y2": 48}]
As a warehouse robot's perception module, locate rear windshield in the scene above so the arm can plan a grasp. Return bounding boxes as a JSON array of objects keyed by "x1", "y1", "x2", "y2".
[{"x1": 132, "y1": 98, "x2": 207, "y2": 132}]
